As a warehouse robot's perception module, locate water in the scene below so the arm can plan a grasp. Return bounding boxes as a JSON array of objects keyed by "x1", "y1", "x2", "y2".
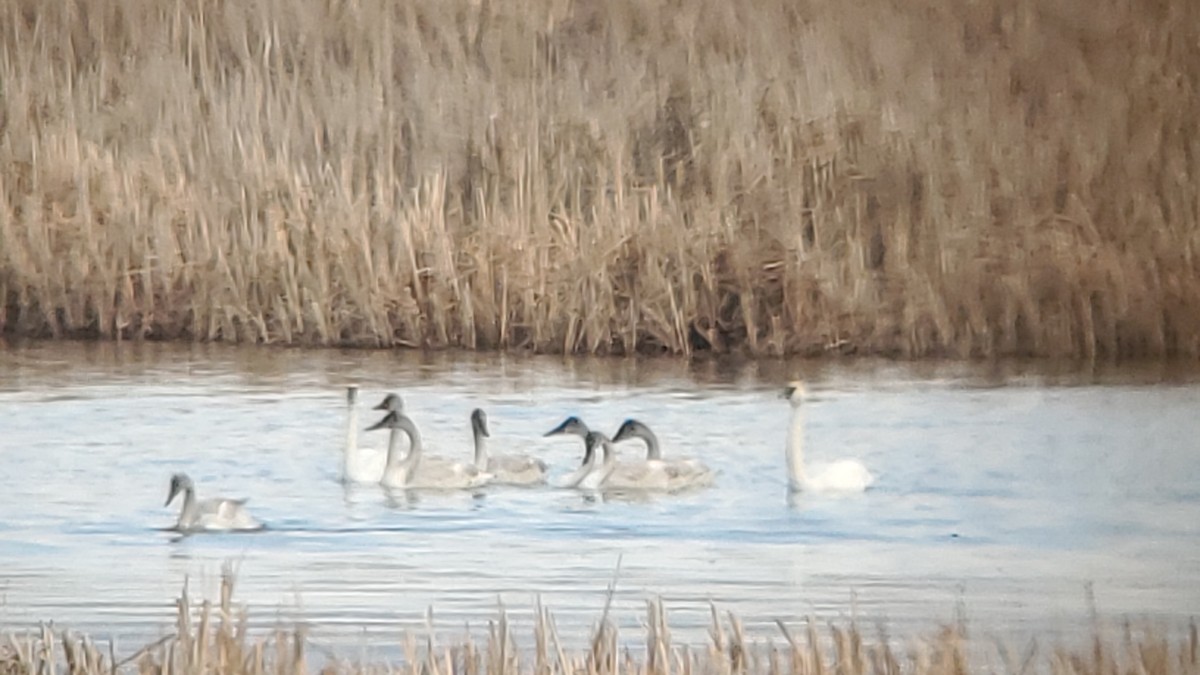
[{"x1": 1, "y1": 341, "x2": 1198, "y2": 660}]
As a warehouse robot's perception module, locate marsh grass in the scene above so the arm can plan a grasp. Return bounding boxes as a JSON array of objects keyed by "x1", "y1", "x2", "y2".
[
  {"x1": 1, "y1": 573, "x2": 1197, "y2": 675},
  {"x1": 0, "y1": 0, "x2": 1198, "y2": 358}
]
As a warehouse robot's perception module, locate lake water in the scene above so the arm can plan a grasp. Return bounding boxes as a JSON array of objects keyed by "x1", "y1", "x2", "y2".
[{"x1": 0, "y1": 341, "x2": 1197, "y2": 661}]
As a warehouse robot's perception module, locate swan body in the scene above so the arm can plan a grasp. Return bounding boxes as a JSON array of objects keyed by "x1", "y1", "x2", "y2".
[
  {"x1": 783, "y1": 381, "x2": 875, "y2": 493},
  {"x1": 165, "y1": 473, "x2": 263, "y2": 533},
  {"x1": 368, "y1": 411, "x2": 493, "y2": 490},
  {"x1": 341, "y1": 386, "x2": 403, "y2": 484},
  {"x1": 593, "y1": 434, "x2": 697, "y2": 492},
  {"x1": 611, "y1": 419, "x2": 715, "y2": 489},
  {"x1": 471, "y1": 408, "x2": 548, "y2": 485}
]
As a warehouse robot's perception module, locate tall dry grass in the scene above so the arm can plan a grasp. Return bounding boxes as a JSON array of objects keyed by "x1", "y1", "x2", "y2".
[
  {"x1": 0, "y1": 0, "x2": 1197, "y2": 358},
  {"x1": 2, "y1": 573, "x2": 1197, "y2": 675}
]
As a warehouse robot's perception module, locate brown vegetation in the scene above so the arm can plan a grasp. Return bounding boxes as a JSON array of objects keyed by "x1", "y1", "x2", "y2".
[
  {"x1": 2, "y1": 574, "x2": 1197, "y2": 675},
  {"x1": 0, "y1": 0, "x2": 1198, "y2": 358}
]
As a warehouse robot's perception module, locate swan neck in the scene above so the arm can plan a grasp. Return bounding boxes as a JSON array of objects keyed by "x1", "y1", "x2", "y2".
[
  {"x1": 178, "y1": 486, "x2": 199, "y2": 528},
  {"x1": 343, "y1": 396, "x2": 359, "y2": 475},
  {"x1": 786, "y1": 405, "x2": 806, "y2": 489},
  {"x1": 562, "y1": 443, "x2": 595, "y2": 488},
  {"x1": 473, "y1": 425, "x2": 487, "y2": 468},
  {"x1": 384, "y1": 426, "x2": 405, "y2": 470},
  {"x1": 400, "y1": 418, "x2": 423, "y2": 473},
  {"x1": 597, "y1": 438, "x2": 618, "y2": 485},
  {"x1": 640, "y1": 428, "x2": 662, "y2": 460}
]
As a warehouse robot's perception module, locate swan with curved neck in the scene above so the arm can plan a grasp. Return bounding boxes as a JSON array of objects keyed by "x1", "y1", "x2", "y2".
[
  {"x1": 544, "y1": 427, "x2": 619, "y2": 490},
  {"x1": 165, "y1": 473, "x2": 263, "y2": 532},
  {"x1": 368, "y1": 410, "x2": 492, "y2": 489},
  {"x1": 471, "y1": 408, "x2": 548, "y2": 485},
  {"x1": 600, "y1": 438, "x2": 703, "y2": 491},
  {"x1": 783, "y1": 381, "x2": 874, "y2": 493},
  {"x1": 543, "y1": 416, "x2": 693, "y2": 492},
  {"x1": 579, "y1": 430, "x2": 622, "y2": 489},
  {"x1": 341, "y1": 386, "x2": 403, "y2": 483},
  {"x1": 543, "y1": 416, "x2": 599, "y2": 488},
  {"x1": 611, "y1": 419, "x2": 715, "y2": 488}
]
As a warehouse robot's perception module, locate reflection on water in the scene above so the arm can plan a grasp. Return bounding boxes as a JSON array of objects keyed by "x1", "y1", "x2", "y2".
[{"x1": 0, "y1": 340, "x2": 1198, "y2": 657}]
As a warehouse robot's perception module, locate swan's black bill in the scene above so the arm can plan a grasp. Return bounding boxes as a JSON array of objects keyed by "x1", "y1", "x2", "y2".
[{"x1": 367, "y1": 411, "x2": 401, "y2": 430}]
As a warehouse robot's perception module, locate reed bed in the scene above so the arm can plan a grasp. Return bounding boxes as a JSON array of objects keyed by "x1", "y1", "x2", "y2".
[
  {"x1": 0, "y1": 0, "x2": 1198, "y2": 358},
  {"x1": 2, "y1": 573, "x2": 1198, "y2": 675}
]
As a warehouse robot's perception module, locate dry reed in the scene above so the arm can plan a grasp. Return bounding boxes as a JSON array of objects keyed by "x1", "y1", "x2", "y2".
[
  {"x1": 1, "y1": 572, "x2": 1197, "y2": 675},
  {"x1": 0, "y1": 0, "x2": 1198, "y2": 358}
]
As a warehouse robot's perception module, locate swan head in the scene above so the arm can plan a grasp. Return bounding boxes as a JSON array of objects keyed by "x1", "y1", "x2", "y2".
[
  {"x1": 346, "y1": 385, "x2": 358, "y2": 405},
  {"x1": 611, "y1": 419, "x2": 649, "y2": 444},
  {"x1": 373, "y1": 393, "x2": 405, "y2": 413},
  {"x1": 470, "y1": 408, "x2": 490, "y2": 438},
  {"x1": 782, "y1": 381, "x2": 807, "y2": 407},
  {"x1": 165, "y1": 473, "x2": 193, "y2": 507},
  {"x1": 544, "y1": 416, "x2": 589, "y2": 438}
]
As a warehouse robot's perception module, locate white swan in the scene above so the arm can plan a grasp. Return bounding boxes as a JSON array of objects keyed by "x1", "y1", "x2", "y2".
[
  {"x1": 783, "y1": 381, "x2": 875, "y2": 493},
  {"x1": 470, "y1": 408, "x2": 548, "y2": 485},
  {"x1": 341, "y1": 386, "x2": 403, "y2": 483},
  {"x1": 611, "y1": 419, "x2": 715, "y2": 488},
  {"x1": 367, "y1": 410, "x2": 493, "y2": 490},
  {"x1": 375, "y1": 397, "x2": 480, "y2": 478},
  {"x1": 164, "y1": 473, "x2": 263, "y2": 533}
]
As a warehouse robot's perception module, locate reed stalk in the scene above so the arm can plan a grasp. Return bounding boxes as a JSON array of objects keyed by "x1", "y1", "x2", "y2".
[{"x1": 1, "y1": 571, "x2": 1196, "y2": 675}]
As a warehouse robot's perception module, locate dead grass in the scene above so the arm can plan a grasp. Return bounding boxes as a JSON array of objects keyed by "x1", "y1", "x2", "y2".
[
  {"x1": 1, "y1": 573, "x2": 1197, "y2": 675},
  {"x1": 0, "y1": 0, "x2": 1197, "y2": 358}
]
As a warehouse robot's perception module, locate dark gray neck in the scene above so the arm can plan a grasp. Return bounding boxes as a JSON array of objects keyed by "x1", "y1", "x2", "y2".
[
  {"x1": 636, "y1": 426, "x2": 661, "y2": 460},
  {"x1": 472, "y1": 423, "x2": 487, "y2": 468}
]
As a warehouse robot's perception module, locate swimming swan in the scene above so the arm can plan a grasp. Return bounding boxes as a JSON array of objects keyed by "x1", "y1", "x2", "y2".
[
  {"x1": 367, "y1": 411, "x2": 493, "y2": 490},
  {"x1": 783, "y1": 381, "x2": 875, "y2": 493},
  {"x1": 341, "y1": 386, "x2": 403, "y2": 484},
  {"x1": 579, "y1": 430, "x2": 622, "y2": 489},
  {"x1": 375, "y1": 396, "x2": 478, "y2": 477},
  {"x1": 593, "y1": 431, "x2": 702, "y2": 492},
  {"x1": 165, "y1": 473, "x2": 263, "y2": 533},
  {"x1": 543, "y1": 417, "x2": 691, "y2": 492},
  {"x1": 611, "y1": 419, "x2": 715, "y2": 488},
  {"x1": 471, "y1": 408, "x2": 548, "y2": 485}
]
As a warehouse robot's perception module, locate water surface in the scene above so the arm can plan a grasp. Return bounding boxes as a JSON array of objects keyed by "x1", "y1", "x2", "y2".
[{"x1": 1, "y1": 342, "x2": 1197, "y2": 659}]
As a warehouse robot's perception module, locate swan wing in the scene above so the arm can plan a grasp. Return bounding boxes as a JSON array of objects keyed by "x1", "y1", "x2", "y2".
[
  {"x1": 806, "y1": 459, "x2": 875, "y2": 493},
  {"x1": 488, "y1": 454, "x2": 549, "y2": 485},
  {"x1": 192, "y1": 498, "x2": 262, "y2": 531},
  {"x1": 409, "y1": 456, "x2": 493, "y2": 489},
  {"x1": 602, "y1": 461, "x2": 671, "y2": 491},
  {"x1": 658, "y1": 459, "x2": 715, "y2": 490}
]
